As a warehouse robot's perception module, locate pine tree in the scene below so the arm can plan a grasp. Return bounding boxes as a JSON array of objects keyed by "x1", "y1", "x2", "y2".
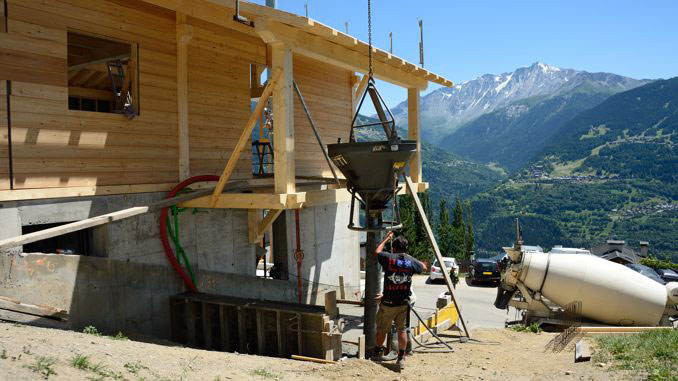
[
  {"x1": 451, "y1": 197, "x2": 466, "y2": 259},
  {"x1": 437, "y1": 199, "x2": 453, "y2": 256},
  {"x1": 465, "y1": 201, "x2": 475, "y2": 259},
  {"x1": 416, "y1": 192, "x2": 434, "y2": 262}
]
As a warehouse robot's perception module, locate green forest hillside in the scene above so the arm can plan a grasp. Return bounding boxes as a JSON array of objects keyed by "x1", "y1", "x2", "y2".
[{"x1": 471, "y1": 78, "x2": 678, "y2": 261}]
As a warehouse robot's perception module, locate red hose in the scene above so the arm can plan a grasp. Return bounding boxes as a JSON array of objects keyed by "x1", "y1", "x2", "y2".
[{"x1": 160, "y1": 175, "x2": 219, "y2": 293}]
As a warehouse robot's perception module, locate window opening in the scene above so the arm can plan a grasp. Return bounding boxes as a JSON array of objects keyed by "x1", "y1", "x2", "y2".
[
  {"x1": 22, "y1": 222, "x2": 92, "y2": 255},
  {"x1": 67, "y1": 32, "x2": 138, "y2": 117}
]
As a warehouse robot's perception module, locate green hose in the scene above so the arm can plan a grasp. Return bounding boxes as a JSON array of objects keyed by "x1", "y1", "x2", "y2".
[{"x1": 166, "y1": 202, "x2": 197, "y2": 286}]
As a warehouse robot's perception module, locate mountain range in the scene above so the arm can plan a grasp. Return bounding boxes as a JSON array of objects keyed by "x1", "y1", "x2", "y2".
[
  {"x1": 471, "y1": 77, "x2": 678, "y2": 261},
  {"x1": 390, "y1": 62, "x2": 648, "y2": 171}
]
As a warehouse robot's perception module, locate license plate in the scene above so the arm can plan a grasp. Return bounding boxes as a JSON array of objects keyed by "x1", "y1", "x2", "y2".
[{"x1": 483, "y1": 272, "x2": 492, "y2": 275}]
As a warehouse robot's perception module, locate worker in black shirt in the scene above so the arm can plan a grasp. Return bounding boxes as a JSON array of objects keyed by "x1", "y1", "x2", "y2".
[{"x1": 373, "y1": 231, "x2": 426, "y2": 370}]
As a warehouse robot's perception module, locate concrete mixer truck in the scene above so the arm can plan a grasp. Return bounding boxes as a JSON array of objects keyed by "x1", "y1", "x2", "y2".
[{"x1": 494, "y1": 225, "x2": 678, "y2": 327}]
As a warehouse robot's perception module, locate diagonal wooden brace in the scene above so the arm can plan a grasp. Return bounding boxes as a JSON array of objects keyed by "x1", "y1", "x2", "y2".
[{"x1": 210, "y1": 69, "x2": 282, "y2": 207}]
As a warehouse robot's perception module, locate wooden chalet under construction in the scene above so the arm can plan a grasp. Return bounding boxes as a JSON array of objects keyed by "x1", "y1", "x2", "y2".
[{"x1": 0, "y1": 0, "x2": 452, "y2": 360}]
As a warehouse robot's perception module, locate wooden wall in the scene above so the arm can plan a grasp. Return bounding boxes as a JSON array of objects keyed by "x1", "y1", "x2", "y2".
[
  {"x1": 0, "y1": 0, "x2": 264, "y2": 191},
  {"x1": 0, "y1": 0, "x2": 353, "y2": 195},
  {"x1": 292, "y1": 54, "x2": 352, "y2": 178},
  {"x1": 186, "y1": 17, "x2": 265, "y2": 178}
]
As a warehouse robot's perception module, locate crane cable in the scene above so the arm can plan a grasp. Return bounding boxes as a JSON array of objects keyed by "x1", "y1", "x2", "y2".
[{"x1": 367, "y1": 0, "x2": 373, "y2": 79}]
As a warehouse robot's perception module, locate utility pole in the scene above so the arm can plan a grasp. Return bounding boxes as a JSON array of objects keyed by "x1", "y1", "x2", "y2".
[
  {"x1": 389, "y1": 32, "x2": 392, "y2": 54},
  {"x1": 304, "y1": 2, "x2": 308, "y2": 18},
  {"x1": 345, "y1": 21, "x2": 349, "y2": 34},
  {"x1": 418, "y1": 19, "x2": 424, "y2": 68}
]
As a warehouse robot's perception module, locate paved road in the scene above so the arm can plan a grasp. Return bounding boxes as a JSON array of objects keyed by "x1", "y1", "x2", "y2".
[{"x1": 341, "y1": 274, "x2": 517, "y2": 341}]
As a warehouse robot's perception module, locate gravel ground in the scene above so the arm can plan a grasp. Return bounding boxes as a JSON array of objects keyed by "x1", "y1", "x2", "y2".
[{"x1": 0, "y1": 321, "x2": 633, "y2": 380}]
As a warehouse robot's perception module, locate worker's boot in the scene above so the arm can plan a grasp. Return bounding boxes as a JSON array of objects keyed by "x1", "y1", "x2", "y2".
[
  {"x1": 370, "y1": 346, "x2": 387, "y2": 362},
  {"x1": 396, "y1": 350, "x2": 406, "y2": 371}
]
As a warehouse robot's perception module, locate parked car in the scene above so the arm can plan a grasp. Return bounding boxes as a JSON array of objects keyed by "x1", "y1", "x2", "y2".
[
  {"x1": 655, "y1": 268, "x2": 678, "y2": 283},
  {"x1": 468, "y1": 258, "x2": 501, "y2": 286},
  {"x1": 428, "y1": 257, "x2": 459, "y2": 283},
  {"x1": 625, "y1": 263, "x2": 666, "y2": 285}
]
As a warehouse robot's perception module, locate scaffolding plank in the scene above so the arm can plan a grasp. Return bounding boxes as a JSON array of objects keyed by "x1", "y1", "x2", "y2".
[{"x1": 202, "y1": 302, "x2": 212, "y2": 349}]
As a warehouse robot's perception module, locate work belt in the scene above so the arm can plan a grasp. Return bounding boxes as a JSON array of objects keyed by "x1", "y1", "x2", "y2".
[{"x1": 381, "y1": 299, "x2": 409, "y2": 307}]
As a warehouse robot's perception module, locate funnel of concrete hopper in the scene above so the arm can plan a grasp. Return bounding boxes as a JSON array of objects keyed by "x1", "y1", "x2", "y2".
[{"x1": 328, "y1": 140, "x2": 416, "y2": 209}]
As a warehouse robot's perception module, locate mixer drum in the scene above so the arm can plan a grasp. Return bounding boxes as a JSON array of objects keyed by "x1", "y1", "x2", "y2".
[{"x1": 519, "y1": 252, "x2": 667, "y2": 326}]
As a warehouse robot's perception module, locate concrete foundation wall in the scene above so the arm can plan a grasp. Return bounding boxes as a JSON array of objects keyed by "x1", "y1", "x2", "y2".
[{"x1": 0, "y1": 194, "x2": 360, "y2": 338}]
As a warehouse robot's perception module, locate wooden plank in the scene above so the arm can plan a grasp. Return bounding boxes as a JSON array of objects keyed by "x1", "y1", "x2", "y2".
[
  {"x1": 407, "y1": 88, "x2": 422, "y2": 183},
  {"x1": 186, "y1": 302, "x2": 197, "y2": 347},
  {"x1": 296, "y1": 313, "x2": 303, "y2": 356},
  {"x1": 291, "y1": 354, "x2": 336, "y2": 364},
  {"x1": 358, "y1": 334, "x2": 366, "y2": 360},
  {"x1": 177, "y1": 12, "x2": 192, "y2": 180},
  {"x1": 575, "y1": 339, "x2": 591, "y2": 363},
  {"x1": 0, "y1": 188, "x2": 212, "y2": 251},
  {"x1": 276, "y1": 311, "x2": 284, "y2": 357},
  {"x1": 202, "y1": 302, "x2": 212, "y2": 349},
  {"x1": 256, "y1": 309, "x2": 265, "y2": 355},
  {"x1": 237, "y1": 307, "x2": 246, "y2": 353},
  {"x1": 209, "y1": 69, "x2": 281, "y2": 206},
  {"x1": 219, "y1": 305, "x2": 231, "y2": 352},
  {"x1": 0, "y1": 296, "x2": 68, "y2": 321},
  {"x1": 338, "y1": 276, "x2": 346, "y2": 300},
  {"x1": 182, "y1": 192, "x2": 304, "y2": 210},
  {"x1": 404, "y1": 175, "x2": 471, "y2": 339},
  {"x1": 271, "y1": 42, "x2": 296, "y2": 194},
  {"x1": 0, "y1": 309, "x2": 69, "y2": 330}
]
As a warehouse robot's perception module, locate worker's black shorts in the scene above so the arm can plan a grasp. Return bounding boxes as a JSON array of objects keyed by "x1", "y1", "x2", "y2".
[{"x1": 376, "y1": 304, "x2": 408, "y2": 333}]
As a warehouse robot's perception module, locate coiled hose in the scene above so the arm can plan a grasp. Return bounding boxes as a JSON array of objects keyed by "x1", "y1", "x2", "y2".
[{"x1": 160, "y1": 175, "x2": 219, "y2": 292}]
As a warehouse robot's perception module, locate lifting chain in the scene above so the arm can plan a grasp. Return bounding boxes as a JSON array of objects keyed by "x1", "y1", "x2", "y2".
[{"x1": 367, "y1": 0, "x2": 373, "y2": 78}]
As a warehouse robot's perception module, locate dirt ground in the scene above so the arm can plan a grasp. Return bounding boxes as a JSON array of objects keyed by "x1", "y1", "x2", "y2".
[{"x1": 0, "y1": 321, "x2": 634, "y2": 381}]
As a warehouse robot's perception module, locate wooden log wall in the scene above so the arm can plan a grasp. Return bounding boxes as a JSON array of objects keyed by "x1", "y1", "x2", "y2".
[
  {"x1": 0, "y1": 0, "x2": 354, "y2": 196},
  {"x1": 0, "y1": 0, "x2": 264, "y2": 192},
  {"x1": 292, "y1": 54, "x2": 352, "y2": 178}
]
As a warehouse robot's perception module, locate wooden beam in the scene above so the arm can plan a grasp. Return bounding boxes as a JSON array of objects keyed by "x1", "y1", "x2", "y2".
[
  {"x1": 404, "y1": 175, "x2": 471, "y2": 339},
  {"x1": 352, "y1": 74, "x2": 369, "y2": 113},
  {"x1": 0, "y1": 189, "x2": 213, "y2": 251},
  {"x1": 177, "y1": 12, "x2": 193, "y2": 181},
  {"x1": 271, "y1": 42, "x2": 296, "y2": 194},
  {"x1": 408, "y1": 88, "x2": 422, "y2": 182},
  {"x1": 0, "y1": 296, "x2": 68, "y2": 321},
  {"x1": 210, "y1": 69, "x2": 282, "y2": 206},
  {"x1": 252, "y1": 209, "x2": 283, "y2": 243},
  {"x1": 182, "y1": 192, "x2": 304, "y2": 209},
  {"x1": 256, "y1": 19, "x2": 428, "y2": 89}
]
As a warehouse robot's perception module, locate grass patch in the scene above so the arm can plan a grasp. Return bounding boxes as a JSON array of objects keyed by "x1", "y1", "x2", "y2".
[
  {"x1": 70, "y1": 354, "x2": 91, "y2": 370},
  {"x1": 509, "y1": 323, "x2": 542, "y2": 333},
  {"x1": 83, "y1": 326, "x2": 101, "y2": 336},
  {"x1": 111, "y1": 331, "x2": 128, "y2": 341},
  {"x1": 25, "y1": 356, "x2": 57, "y2": 379},
  {"x1": 123, "y1": 361, "x2": 148, "y2": 374},
  {"x1": 593, "y1": 329, "x2": 678, "y2": 381},
  {"x1": 251, "y1": 368, "x2": 280, "y2": 379}
]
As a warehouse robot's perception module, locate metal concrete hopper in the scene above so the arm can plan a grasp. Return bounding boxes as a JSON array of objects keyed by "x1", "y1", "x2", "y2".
[{"x1": 328, "y1": 140, "x2": 416, "y2": 211}]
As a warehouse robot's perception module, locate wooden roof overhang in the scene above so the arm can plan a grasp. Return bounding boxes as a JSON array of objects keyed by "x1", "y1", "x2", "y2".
[{"x1": 141, "y1": 0, "x2": 453, "y2": 90}]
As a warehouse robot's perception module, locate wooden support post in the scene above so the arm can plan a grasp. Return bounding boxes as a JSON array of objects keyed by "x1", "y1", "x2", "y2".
[
  {"x1": 249, "y1": 209, "x2": 283, "y2": 244},
  {"x1": 256, "y1": 310, "x2": 265, "y2": 355},
  {"x1": 404, "y1": 175, "x2": 471, "y2": 338},
  {"x1": 358, "y1": 334, "x2": 366, "y2": 359},
  {"x1": 407, "y1": 88, "x2": 422, "y2": 183},
  {"x1": 352, "y1": 74, "x2": 368, "y2": 113},
  {"x1": 210, "y1": 69, "x2": 282, "y2": 206},
  {"x1": 202, "y1": 303, "x2": 212, "y2": 349},
  {"x1": 296, "y1": 312, "x2": 303, "y2": 355},
  {"x1": 271, "y1": 42, "x2": 296, "y2": 194},
  {"x1": 276, "y1": 311, "x2": 285, "y2": 357},
  {"x1": 176, "y1": 13, "x2": 193, "y2": 181},
  {"x1": 338, "y1": 276, "x2": 346, "y2": 300},
  {"x1": 324, "y1": 291, "x2": 338, "y2": 319},
  {"x1": 237, "y1": 307, "x2": 246, "y2": 353},
  {"x1": 219, "y1": 305, "x2": 230, "y2": 352}
]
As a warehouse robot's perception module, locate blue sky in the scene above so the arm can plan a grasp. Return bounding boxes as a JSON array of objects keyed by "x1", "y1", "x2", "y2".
[{"x1": 249, "y1": 0, "x2": 678, "y2": 108}]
